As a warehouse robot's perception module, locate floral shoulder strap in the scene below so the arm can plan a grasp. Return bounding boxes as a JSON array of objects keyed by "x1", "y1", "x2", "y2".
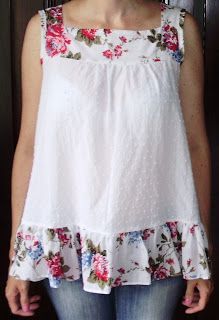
[
  {"x1": 38, "y1": 8, "x2": 47, "y2": 64},
  {"x1": 160, "y1": 4, "x2": 187, "y2": 64},
  {"x1": 38, "y1": 5, "x2": 66, "y2": 64}
]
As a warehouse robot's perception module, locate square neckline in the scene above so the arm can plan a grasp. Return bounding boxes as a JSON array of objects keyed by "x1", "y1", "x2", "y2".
[{"x1": 61, "y1": 2, "x2": 164, "y2": 34}]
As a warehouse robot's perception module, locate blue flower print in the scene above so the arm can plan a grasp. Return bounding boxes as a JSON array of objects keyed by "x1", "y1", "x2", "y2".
[
  {"x1": 27, "y1": 241, "x2": 44, "y2": 260},
  {"x1": 82, "y1": 250, "x2": 93, "y2": 268},
  {"x1": 170, "y1": 49, "x2": 183, "y2": 63},
  {"x1": 127, "y1": 231, "x2": 143, "y2": 246},
  {"x1": 48, "y1": 274, "x2": 62, "y2": 288}
]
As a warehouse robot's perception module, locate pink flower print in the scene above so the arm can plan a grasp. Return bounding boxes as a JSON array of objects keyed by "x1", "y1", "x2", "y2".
[
  {"x1": 55, "y1": 228, "x2": 70, "y2": 246},
  {"x1": 103, "y1": 49, "x2": 113, "y2": 59},
  {"x1": 47, "y1": 252, "x2": 64, "y2": 278},
  {"x1": 113, "y1": 277, "x2": 122, "y2": 286},
  {"x1": 166, "y1": 258, "x2": 174, "y2": 265},
  {"x1": 162, "y1": 25, "x2": 179, "y2": 52},
  {"x1": 163, "y1": 24, "x2": 170, "y2": 33},
  {"x1": 153, "y1": 57, "x2": 161, "y2": 62},
  {"x1": 187, "y1": 258, "x2": 192, "y2": 267},
  {"x1": 103, "y1": 45, "x2": 124, "y2": 60},
  {"x1": 17, "y1": 231, "x2": 23, "y2": 239},
  {"x1": 142, "y1": 228, "x2": 154, "y2": 240},
  {"x1": 25, "y1": 234, "x2": 31, "y2": 240},
  {"x1": 81, "y1": 29, "x2": 97, "y2": 40},
  {"x1": 119, "y1": 233, "x2": 126, "y2": 241},
  {"x1": 161, "y1": 3, "x2": 167, "y2": 12},
  {"x1": 190, "y1": 225, "x2": 197, "y2": 235},
  {"x1": 166, "y1": 221, "x2": 178, "y2": 238},
  {"x1": 154, "y1": 266, "x2": 169, "y2": 279},
  {"x1": 46, "y1": 24, "x2": 71, "y2": 57},
  {"x1": 114, "y1": 45, "x2": 123, "y2": 58},
  {"x1": 119, "y1": 36, "x2": 127, "y2": 43},
  {"x1": 92, "y1": 253, "x2": 109, "y2": 282},
  {"x1": 49, "y1": 7, "x2": 62, "y2": 22},
  {"x1": 117, "y1": 267, "x2": 125, "y2": 274},
  {"x1": 104, "y1": 29, "x2": 112, "y2": 34}
]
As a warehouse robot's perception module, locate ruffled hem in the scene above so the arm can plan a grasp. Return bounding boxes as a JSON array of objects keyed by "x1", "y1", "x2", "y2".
[{"x1": 8, "y1": 220, "x2": 212, "y2": 294}]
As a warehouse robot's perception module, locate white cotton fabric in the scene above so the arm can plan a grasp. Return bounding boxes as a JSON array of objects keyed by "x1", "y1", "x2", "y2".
[
  {"x1": 8, "y1": 3, "x2": 211, "y2": 293},
  {"x1": 21, "y1": 57, "x2": 201, "y2": 232}
]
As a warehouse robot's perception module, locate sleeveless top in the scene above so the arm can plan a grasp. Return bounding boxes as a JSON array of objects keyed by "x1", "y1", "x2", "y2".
[{"x1": 8, "y1": 3, "x2": 211, "y2": 294}]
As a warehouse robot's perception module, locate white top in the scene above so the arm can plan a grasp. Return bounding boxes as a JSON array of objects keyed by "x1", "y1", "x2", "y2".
[{"x1": 9, "y1": 3, "x2": 211, "y2": 294}]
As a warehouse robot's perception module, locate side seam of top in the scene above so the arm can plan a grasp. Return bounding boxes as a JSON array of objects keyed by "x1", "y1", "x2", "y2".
[{"x1": 38, "y1": 9, "x2": 47, "y2": 64}]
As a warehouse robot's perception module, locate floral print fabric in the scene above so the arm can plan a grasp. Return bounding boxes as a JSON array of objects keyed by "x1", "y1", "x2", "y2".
[
  {"x1": 9, "y1": 221, "x2": 211, "y2": 293},
  {"x1": 39, "y1": 3, "x2": 187, "y2": 64}
]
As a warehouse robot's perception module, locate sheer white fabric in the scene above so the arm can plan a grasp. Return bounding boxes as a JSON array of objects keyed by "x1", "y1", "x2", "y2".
[{"x1": 8, "y1": 3, "x2": 211, "y2": 294}]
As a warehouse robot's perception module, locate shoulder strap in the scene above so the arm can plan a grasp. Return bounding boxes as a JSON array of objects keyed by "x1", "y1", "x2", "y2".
[
  {"x1": 38, "y1": 9, "x2": 47, "y2": 64},
  {"x1": 161, "y1": 4, "x2": 187, "y2": 64},
  {"x1": 178, "y1": 8, "x2": 187, "y2": 63},
  {"x1": 38, "y1": 4, "x2": 64, "y2": 61}
]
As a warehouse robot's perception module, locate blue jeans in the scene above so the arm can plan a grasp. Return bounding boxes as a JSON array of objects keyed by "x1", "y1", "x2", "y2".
[{"x1": 42, "y1": 275, "x2": 186, "y2": 320}]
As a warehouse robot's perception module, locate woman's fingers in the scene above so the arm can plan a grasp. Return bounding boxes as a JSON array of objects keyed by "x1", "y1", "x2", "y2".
[
  {"x1": 29, "y1": 294, "x2": 41, "y2": 303},
  {"x1": 29, "y1": 302, "x2": 41, "y2": 311},
  {"x1": 182, "y1": 279, "x2": 213, "y2": 314},
  {"x1": 8, "y1": 293, "x2": 35, "y2": 316},
  {"x1": 20, "y1": 284, "x2": 31, "y2": 312},
  {"x1": 182, "y1": 279, "x2": 196, "y2": 306},
  {"x1": 185, "y1": 289, "x2": 208, "y2": 314},
  {"x1": 5, "y1": 277, "x2": 41, "y2": 316}
]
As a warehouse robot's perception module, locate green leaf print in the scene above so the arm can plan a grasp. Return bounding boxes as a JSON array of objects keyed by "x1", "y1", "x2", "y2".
[
  {"x1": 147, "y1": 30, "x2": 166, "y2": 51},
  {"x1": 93, "y1": 36, "x2": 102, "y2": 45},
  {"x1": 169, "y1": 265, "x2": 175, "y2": 276},
  {"x1": 62, "y1": 265, "x2": 70, "y2": 273},
  {"x1": 75, "y1": 30, "x2": 102, "y2": 47},
  {"x1": 18, "y1": 250, "x2": 27, "y2": 261},
  {"x1": 46, "y1": 229, "x2": 56, "y2": 240},
  {"x1": 161, "y1": 233, "x2": 168, "y2": 242},
  {"x1": 63, "y1": 51, "x2": 81, "y2": 59},
  {"x1": 179, "y1": 9, "x2": 187, "y2": 28},
  {"x1": 181, "y1": 241, "x2": 186, "y2": 247},
  {"x1": 16, "y1": 261, "x2": 20, "y2": 267},
  {"x1": 147, "y1": 35, "x2": 157, "y2": 43},
  {"x1": 87, "y1": 271, "x2": 97, "y2": 283},
  {"x1": 156, "y1": 254, "x2": 164, "y2": 264}
]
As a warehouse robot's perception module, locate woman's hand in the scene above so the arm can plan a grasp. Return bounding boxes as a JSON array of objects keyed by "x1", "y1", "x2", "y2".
[
  {"x1": 5, "y1": 276, "x2": 41, "y2": 316},
  {"x1": 182, "y1": 278, "x2": 214, "y2": 314}
]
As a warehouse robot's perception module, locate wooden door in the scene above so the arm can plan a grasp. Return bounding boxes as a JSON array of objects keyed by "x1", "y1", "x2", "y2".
[{"x1": 1, "y1": 1, "x2": 218, "y2": 319}]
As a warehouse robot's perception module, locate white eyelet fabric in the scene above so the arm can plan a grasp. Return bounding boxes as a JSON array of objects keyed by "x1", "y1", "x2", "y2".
[{"x1": 8, "y1": 3, "x2": 211, "y2": 294}]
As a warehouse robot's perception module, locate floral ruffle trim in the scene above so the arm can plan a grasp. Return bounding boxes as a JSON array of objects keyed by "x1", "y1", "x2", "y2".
[{"x1": 8, "y1": 221, "x2": 211, "y2": 294}]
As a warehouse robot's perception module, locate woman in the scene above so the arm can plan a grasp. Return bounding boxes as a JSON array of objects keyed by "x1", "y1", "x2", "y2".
[{"x1": 5, "y1": 0, "x2": 214, "y2": 319}]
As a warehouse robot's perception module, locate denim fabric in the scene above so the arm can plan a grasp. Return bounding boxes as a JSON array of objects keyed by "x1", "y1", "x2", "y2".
[{"x1": 42, "y1": 275, "x2": 186, "y2": 320}]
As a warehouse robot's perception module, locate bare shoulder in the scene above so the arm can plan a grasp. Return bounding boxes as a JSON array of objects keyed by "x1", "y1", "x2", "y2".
[
  {"x1": 22, "y1": 13, "x2": 41, "y2": 52},
  {"x1": 25, "y1": 12, "x2": 41, "y2": 38},
  {"x1": 183, "y1": 10, "x2": 201, "y2": 32},
  {"x1": 183, "y1": 11, "x2": 203, "y2": 57}
]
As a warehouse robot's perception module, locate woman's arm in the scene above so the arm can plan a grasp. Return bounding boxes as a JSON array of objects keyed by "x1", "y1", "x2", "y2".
[
  {"x1": 9, "y1": 13, "x2": 43, "y2": 260},
  {"x1": 179, "y1": 13, "x2": 212, "y2": 250},
  {"x1": 6, "y1": 13, "x2": 42, "y2": 317},
  {"x1": 179, "y1": 12, "x2": 214, "y2": 315}
]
